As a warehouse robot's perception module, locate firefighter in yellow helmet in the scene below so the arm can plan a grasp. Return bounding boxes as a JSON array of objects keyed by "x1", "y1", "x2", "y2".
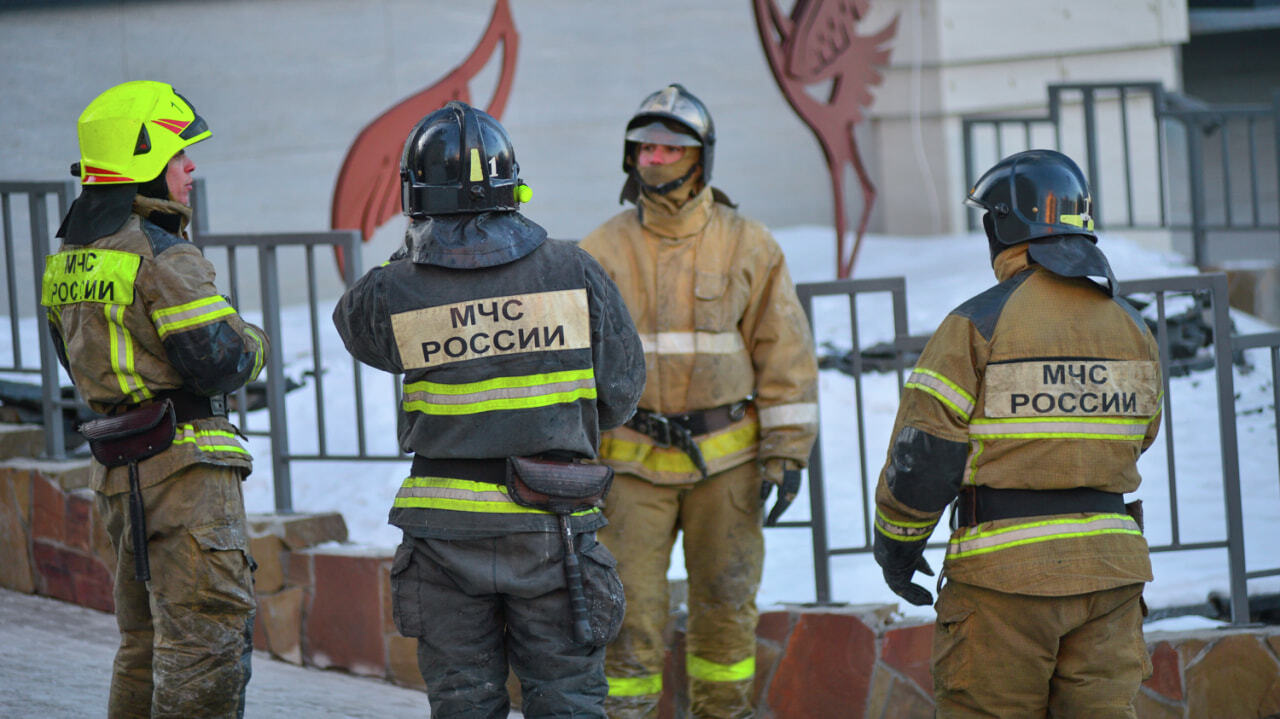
[
  {"x1": 873, "y1": 150, "x2": 1160, "y2": 717},
  {"x1": 42, "y1": 81, "x2": 267, "y2": 717},
  {"x1": 580, "y1": 84, "x2": 819, "y2": 718}
]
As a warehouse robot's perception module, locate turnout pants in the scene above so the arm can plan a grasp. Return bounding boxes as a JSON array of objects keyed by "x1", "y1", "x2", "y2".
[
  {"x1": 390, "y1": 530, "x2": 623, "y2": 718},
  {"x1": 933, "y1": 580, "x2": 1150, "y2": 718},
  {"x1": 599, "y1": 462, "x2": 764, "y2": 719},
  {"x1": 98, "y1": 464, "x2": 255, "y2": 719}
]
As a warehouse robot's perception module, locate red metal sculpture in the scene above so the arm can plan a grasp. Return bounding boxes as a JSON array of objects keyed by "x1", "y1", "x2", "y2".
[
  {"x1": 330, "y1": 0, "x2": 519, "y2": 276},
  {"x1": 754, "y1": 0, "x2": 897, "y2": 278}
]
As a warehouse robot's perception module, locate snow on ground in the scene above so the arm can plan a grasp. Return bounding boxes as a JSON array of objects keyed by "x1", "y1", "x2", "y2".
[{"x1": 8, "y1": 227, "x2": 1279, "y2": 624}]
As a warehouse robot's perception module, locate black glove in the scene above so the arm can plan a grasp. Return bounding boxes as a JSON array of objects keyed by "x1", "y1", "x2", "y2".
[
  {"x1": 873, "y1": 530, "x2": 935, "y2": 607},
  {"x1": 760, "y1": 467, "x2": 802, "y2": 527}
]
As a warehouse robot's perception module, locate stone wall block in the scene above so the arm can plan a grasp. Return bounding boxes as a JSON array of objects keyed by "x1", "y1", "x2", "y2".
[
  {"x1": 766, "y1": 611, "x2": 876, "y2": 717},
  {"x1": 248, "y1": 533, "x2": 286, "y2": 594},
  {"x1": 71, "y1": 552, "x2": 115, "y2": 613},
  {"x1": 64, "y1": 488, "x2": 92, "y2": 552},
  {"x1": 882, "y1": 622, "x2": 934, "y2": 695},
  {"x1": 753, "y1": 635, "x2": 784, "y2": 708},
  {"x1": 248, "y1": 512, "x2": 348, "y2": 550},
  {"x1": 1133, "y1": 687, "x2": 1183, "y2": 719},
  {"x1": 285, "y1": 547, "x2": 313, "y2": 588},
  {"x1": 1143, "y1": 640, "x2": 1183, "y2": 701},
  {"x1": 32, "y1": 540, "x2": 77, "y2": 603},
  {"x1": 255, "y1": 585, "x2": 305, "y2": 665},
  {"x1": 387, "y1": 633, "x2": 427, "y2": 691},
  {"x1": 303, "y1": 551, "x2": 386, "y2": 677},
  {"x1": 381, "y1": 559, "x2": 397, "y2": 636},
  {"x1": 0, "y1": 467, "x2": 36, "y2": 592},
  {"x1": 31, "y1": 474, "x2": 65, "y2": 543},
  {"x1": 1185, "y1": 634, "x2": 1280, "y2": 718},
  {"x1": 880, "y1": 673, "x2": 935, "y2": 719}
]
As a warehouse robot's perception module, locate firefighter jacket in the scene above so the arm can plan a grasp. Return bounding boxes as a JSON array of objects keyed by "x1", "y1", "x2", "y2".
[
  {"x1": 42, "y1": 196, "x2": 269, "y2": 495},
  {"x1": 333, "y1": 213, "x2": 645, "y2": 539},
  {"x1": 874, "y1": 243, "x2": 1162, "y2": 596},
  {"x1": 580, "y1": 185, "x2": 819, "y2": 485}
]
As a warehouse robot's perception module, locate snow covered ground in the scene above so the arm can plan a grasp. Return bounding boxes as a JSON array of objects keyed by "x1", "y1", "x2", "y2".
[{"x1": 9, "y1": 226, "x2": 1279, "y2": 629}]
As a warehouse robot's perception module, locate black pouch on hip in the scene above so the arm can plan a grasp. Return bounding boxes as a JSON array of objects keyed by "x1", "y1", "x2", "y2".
[
  {"x1": 79, "y1": 399, "x2": 177, "y2": 467},
  {"x1": 505, "y1": 457, "x2": 614, "y2": 514}
]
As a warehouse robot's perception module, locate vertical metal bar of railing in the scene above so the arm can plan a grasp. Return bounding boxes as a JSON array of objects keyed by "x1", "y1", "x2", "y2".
[
  {"x1": 1220, "y1": 118, "x2": 1234, "y2": 228},
  {"x1": 257, "y1": 244, "x2": 292, "y2": 512},
  {"x1": 1208, "y1": 273, "x2": 1249, "y2": 625},
  {"x1": 962, "y1": 119, "x2": 977, "y2": 232},
  {"x1": 796, "y1": 283, "x2": 832, "y2": 603},
  {"x1": 995, "y1": 122, "x2": 1004, "y2": 162},
  {"x1": 1120, "y1": 86, "x2": 1136, "y2": 226},
  {"x1": 305, "y1": 245, "x2": 328, "y2": 455},
  {"x1": 1187, "y1": 121, "x2": 1208, "y2": 267},
  {"x1": 31, "y1": 189, "x2": 70, "y2": 458},
  {"x1": 1157, "y1": 109, "x2": 1169, "y2": 228},
  {"x1": 1154, "y1": 292, "x2": 1180, "y2": 546},
  {"x1": 1082, "y1": 87, "x2": 1102, "y2": 224},
  {"x1": 1247, "y1": 116, "x2": 1260, "y2": 227},
  {"x1": 3, "y1": 194, "x2": 19, "y2": 367},
  {"x1": 1022, "y1": 120, "x2": 1031, "y2": 151},
  {"x1": 846, "y1": 291, "x2": 872, "y2": 549}
]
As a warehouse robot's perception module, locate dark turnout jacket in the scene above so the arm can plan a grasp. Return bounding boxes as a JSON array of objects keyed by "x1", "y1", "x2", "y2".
[{"x1": 333, "y1": 213, "x2": 645, "y2": 538}]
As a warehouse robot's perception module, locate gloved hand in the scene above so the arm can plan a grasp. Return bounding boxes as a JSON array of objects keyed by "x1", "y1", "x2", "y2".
[
  {"x1": 873, "y1": 529, "x2": 935, "y2": 607},
  {"x1": 759, "y1": 458, "x2": 801, "y2": 526}
]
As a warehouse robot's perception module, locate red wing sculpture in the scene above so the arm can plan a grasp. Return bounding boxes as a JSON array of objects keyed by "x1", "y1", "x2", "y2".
[
  {"x1": 754, "y1": 0, "x2": 897, "y2": 278},
  {"x1": 330, "y1": 0, "x2": 519, "y2": 278}
]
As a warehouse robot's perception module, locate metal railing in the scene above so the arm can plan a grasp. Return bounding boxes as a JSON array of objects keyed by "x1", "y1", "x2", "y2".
[
  {"x1": 0, "y1": 180, "x2": 77, "y2": 458},
  {"x1": 962, "y1": 82, "x2": 1280, "y2": 268}
]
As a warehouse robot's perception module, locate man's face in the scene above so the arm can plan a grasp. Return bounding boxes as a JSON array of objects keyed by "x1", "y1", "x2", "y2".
[
  {"x1": 637, "y1": 143, "x2": 686, "y2": 167},
  {"x1": 164, "y1": 151, "x2": 196, "y2": 206}
]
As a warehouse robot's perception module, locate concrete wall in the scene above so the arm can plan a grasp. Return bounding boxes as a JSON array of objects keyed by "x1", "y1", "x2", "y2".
[{"x1": 0, "y1": 0, "x2": 1188, "y2": 286}]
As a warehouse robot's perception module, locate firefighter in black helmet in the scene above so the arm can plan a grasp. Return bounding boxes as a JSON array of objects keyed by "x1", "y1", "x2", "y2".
[
  {"x1": 874, "y1": 149, "x2": 1161, "y2": 716},
  {"x1": 334, "y1": 101, "x2": 645, "y2": 718}
]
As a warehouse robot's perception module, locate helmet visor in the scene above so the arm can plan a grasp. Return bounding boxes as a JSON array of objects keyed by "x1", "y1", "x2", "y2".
[
  {"x1": 178, "y1": 113, "x2": 209, "y2": 141},
  {"x1": 625, "y1": 119, "x2": 702, "y2": 147}
]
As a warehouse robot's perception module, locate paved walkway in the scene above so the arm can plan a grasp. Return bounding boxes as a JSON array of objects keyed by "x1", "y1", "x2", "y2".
[{"x1": 0, "y1": 587, "x2": 523, "y2": 718}]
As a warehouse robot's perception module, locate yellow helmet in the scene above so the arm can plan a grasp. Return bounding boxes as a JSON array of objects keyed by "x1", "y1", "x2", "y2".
[{"x1": 76, "y1": 80, "x2": 210, "y2": 185}]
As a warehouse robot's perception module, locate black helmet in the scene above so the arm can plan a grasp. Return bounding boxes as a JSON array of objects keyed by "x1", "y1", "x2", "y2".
[
  {"x1": 400, "y1": 101, "x2": 527, "y2": 217},
  {"x1": 965, "y1": 149, "x2": 1096, "y2": 248},
  {"x1": 622, "y1": 84, "x2": 716, "y2": 185}
]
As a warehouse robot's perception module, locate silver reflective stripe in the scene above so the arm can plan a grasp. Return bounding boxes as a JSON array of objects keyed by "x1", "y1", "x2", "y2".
[
  {"x1": 969, "y1": 417, "x2": 1149, "y2": 439},
  {"x1": 639, "y1": 331, "x2": 744, "y2": 355},
  {"x1": 904, "y1": 369, "x2": 974, "y2": 420},
  {"x1": 759, "y1": 402, "x2": 819, "y2": 429},
  {"x1": 875, "y1": 509, "x2": 934, "y2": 539},
  {"x1": 402, "y1": 375, "x2": 596, "y2": 406},
  {"x1": 947, "y1": 513, "x2": 1142, "y2": 559}
]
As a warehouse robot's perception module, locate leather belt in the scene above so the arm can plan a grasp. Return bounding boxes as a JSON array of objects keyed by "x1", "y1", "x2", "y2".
[
  {"x1": 109, "y1": 390, "x2": 227, "y2": 423},
  {"x1": 410, "y1": 456, "x2": 507, "y2": 485},
  {"x1": 954, "y1": 486, "x2": 1126, "y2": 528},
  {"x1": 626, "y1": 400, "x2": 751, "y2": 444}
]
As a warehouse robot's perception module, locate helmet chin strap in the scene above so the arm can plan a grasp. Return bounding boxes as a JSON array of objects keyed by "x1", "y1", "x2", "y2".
[{"x1": 634, "y1": 162, "x2": 701, "y2": 196}]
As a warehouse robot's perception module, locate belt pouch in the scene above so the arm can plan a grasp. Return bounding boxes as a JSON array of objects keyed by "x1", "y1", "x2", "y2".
[
  {"x1": 79, "y1": 399, "x2": 177, "y2": 467},
  {"x1": 505, "y1": 457, "x2": 614, "y2": 514}
]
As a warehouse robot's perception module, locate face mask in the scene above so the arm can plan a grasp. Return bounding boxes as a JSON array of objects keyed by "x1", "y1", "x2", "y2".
[{"x1": 636, "y1": 148, "x2": 700, "y2": 193}]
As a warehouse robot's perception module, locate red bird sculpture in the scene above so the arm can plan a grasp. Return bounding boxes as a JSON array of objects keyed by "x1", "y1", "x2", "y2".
[
  {"x1": 330, "y1": 0, "x2": 519, "y2": 277},
  {"x1": 754, "y1": 0, "x2": 897, "y2": 278}
]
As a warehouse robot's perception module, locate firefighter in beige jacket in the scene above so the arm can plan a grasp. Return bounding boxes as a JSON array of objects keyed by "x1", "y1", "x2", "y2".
[
  {"x1": 873, "y1": 150, "x2": 1161, "y2": 717},
  {"x1": 42, "y1": 81, "x2": 267, "y2": 718},
  {"x1": 580, "y1": 84, "x2": 818, "y2": 719}
]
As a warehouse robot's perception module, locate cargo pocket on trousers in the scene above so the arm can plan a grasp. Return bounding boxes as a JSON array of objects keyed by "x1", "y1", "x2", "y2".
[
  {"x1": 578, "y1": 535, "x2": 625, "y2": 647},
  {"x1": 931, "y1": 593, "x2": 976, "y2": 695},
  {"x1": 390, "y1": 540, "x2": 422, "y2": 638},
  {"x1": 189, "y1": 523, "x2": 254, "y2": 611}
]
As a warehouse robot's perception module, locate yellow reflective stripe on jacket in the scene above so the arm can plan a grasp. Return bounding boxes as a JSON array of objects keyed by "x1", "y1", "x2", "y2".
[
  {"x1": 947, "y1": 513, "x2": 1142, "y2": 559},
  {"x1": 686, "y1": 654, "x2": 755, "y2": 683},
  {"x1": 244, "y1": 326, "x2": 266, "y2": 381},
  {"x1": 904, "y1": 368, "x2": 974, "y2": 421},
  {"x1": 172, "y1": 423, "x2": 249, "y2": 455},
  {"x1": 968, "y1": 416, "x2": 1150, "y2": 440},
  {"x1": 105, "y1": 304, "x2": 152, "y2": 402},
  {"x1": 150, "y1": 295, "x2": 236, "y2": 339},
  {"x1": 402, "y1": 369, "x2": 597, "y2": 416},
  {"x1": 759, "y1": 402, "x2": 819, "y2": 429},
  {"x1": 607, "y1": 673, "x2": 663, "y2": 697},
  {"x1": 41, "y1": 248, "x2": 140, "y2": 306},
  {"x1": 874, "y1": 508, "x2": 934, "y2": 541},
  {"x1": 392, "y1": 476, "x2": 599, "y2": 516},
  {"x1": 639, "y1": 331, "x2": 744, "y2": 355},
  {"x1": 600, "y1": 422, "x2": 758, "y2": 473}
]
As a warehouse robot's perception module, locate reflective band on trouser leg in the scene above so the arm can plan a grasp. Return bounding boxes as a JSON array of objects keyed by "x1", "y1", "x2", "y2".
[
  {"x1": 402, "y1": 368, "x2": 597, "y2": 415},
  {"x1": 969, "y1": 416, "x2": 1152, "y2": 440},
  {"x1": 607, "y1": 674, "x2": 663, "y2": 697},
  {"x1": 393, "y1": 476, "x2": 597, "y2": 516},
  {"x1": 686, "y1": 654, "x2": 755, "y2": 683},
  {"x1": 947, "y1": 513, "x2": 1142, "y2": 559},
  {"x1": 150, "y1": 295, "x2": 236, "y2": 339},
  {"x1": 172, "y1": 424, "x2": 250, "y2": 456},
  {"x1": 106, "y1": 304, "x2": 152, "y2": 403},
  {"x1": 904, "y1": 368, "x2": 974, "y2": 421}
]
